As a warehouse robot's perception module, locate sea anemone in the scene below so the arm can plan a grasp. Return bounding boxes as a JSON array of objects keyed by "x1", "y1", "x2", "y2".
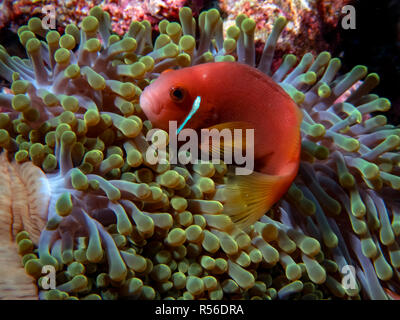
[{"x1": 0, "y1": 6, "x2": 399, "y2": 300}]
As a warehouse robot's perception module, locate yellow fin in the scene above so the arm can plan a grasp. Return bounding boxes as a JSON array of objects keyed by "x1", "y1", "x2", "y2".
[
  {"x1": 199, "y1": 121, "x2": 254, "y2": 157},
  {"x1": 206, "y1": 122, "x2": 254, "y2": 132},
  {"x1": 214, "y1": 167, "x2": 296, "y2": 230}
]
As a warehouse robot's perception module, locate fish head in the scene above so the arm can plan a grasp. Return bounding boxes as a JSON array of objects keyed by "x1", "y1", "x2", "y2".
[{"x1": 140, "y1": 69, "x2": 202, "y2": 131}]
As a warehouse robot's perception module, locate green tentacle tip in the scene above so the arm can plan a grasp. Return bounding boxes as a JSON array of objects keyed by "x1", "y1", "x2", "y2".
[
  {"x1": 11, "y1": 80, "x2": 30, "y2": 95},
  {"x1": 56, "y1": 192, "x2": 73, "y2": 217},
  {"x1": 43, "y1": 289, "x2": 68, "y2": 300},
  {"x1": 89, "y1": 5, "x2": 104, "y2": 18},
  {"x1": 18, "y1": 238, "x2": 34, "y2": 255},
  {"x1": 82, "y1": 16, "x2": 99, "y2": 33},
  {"x1": 96, "y1": 273, "x2": 110, "y2": 288},
  {"x1": 46, "y1": 30, "x2": 60, "y2": 45},
  {"x1": 339, "y1": 172, "x2": 355, "y2": 189},
  {"x1": 84, "y1": 109, "x2": 100, "y2": 127},
  {"x1": 45, "y1": 131, "x2": 56, "y2": 148},
  {"x1": 59, "y1": 34, "x2": 76, "y2": 50},
  {"x1": 275, "y1": 16, "x2": 288, "y2": 28},
  {"x1": 120, "y1": 119, "x2": 141, "y2": 138},
  {"x1": 89, "y1": 179, "x2": 100, "y2": 190},
  {"x1": 19, "y1": 30, "x2": 35, "y2": 46},
  {"x1": 0, "y1": 113, "x2": 10, "y2": 129},
  {"x1": 318, "y1": 83, "x2": 331, "y2": 98},
  {"x1": 16, "y1": 231, "x2": 30, "y2": 243},
  {"x1": 83, "y1": 149, "x2": 104, "y2": 166},
  {"x1": 304, "y1": 71, "x2": 317, "y2": 85},
  {"x1": 179, "y1": 35, "x2": 195, "y2": 51},
  {"x1": 54, "y1": 48, "x2": 71, "y2": 64},
  {"x1": 45, "y1": 216, "x2": 61, "y2": 230},
  {"x1": 74, "y1": 248, "x2": 89, "y2": 264},
  {"x1": 61, "y1": 130, "x2": 77, "y2": 146},
  {"x1": 66, "y1": 275, "x2": 89, "y2": 293},
  {"x1": 310, "y1": 124, "x2": 325, "y2": 138},
  {"x1": 302, "y1": 140, "x2": 329, "y2": 160},
  {"x1": 0, "y1": 129, "x2": 10, "y2": 146},
  {"x1": 85, "y1": 38, "x2": 101, "y2": 52},
  {"x1": 12, "y1": 94, "x2": 31, "y2": 112},
  {"x1": 101, "y1": 154, "x2": 124, "y2": 173},
  {"x1": 65, "y1": 24, "x2": 80, "y2": 43},
  {"x1": 361, "y1": 162, "x2": 380, "y2": 180},
  {"x1": 241, "y1": 18, "x2": 256, "y2": 34},
  {"x1": 342, "y1": 137, "x2": 360, "y2": 152},
  {"x1": 151, "y1": 264, "x2": 172, "y2": 282},
  {"x1": 83, "y1": 67, "x2": 106, "y2": 90},
  {"x1": 26, "y1": 38, "x2": 41, "y2": 53},
  {"x1": 120, "y1": 37, "x2": 137, "y2": 52},
  {"x1": 300, "y1": 237, "x2": 320, "y2": 256},
  {"x1": 15, "y1": 150, "x2": 29, "y2": 163},
  {"x1": 29, "y1": 143, "x2": 45, "y2": 163},
  {"x1": 24, "y1": 259, "x2": 43, "y2": 278},
  {"x1": 59, "y1": 111, "x2": 77, "y2": 127},
  {"x1": 163, "y1": 43, "x2": 179, "y2": 58},
  {"x1": 71, "y1": 168, "x2": 89, "y2": 191},
  {"x1": 67, "y1": 261, "x2": 85, "y2": 277},
  {"x1": 86, "y1": 240, "x2": 103, "y2": 263},
  {"x1": 28, "y1": 17, "x2": 43, "y2": 33},
  {"x1": 42, "y1": 92, "x2": 59, "y2": 107},
  {"x1": 64, "y1": 64, "x2": 81, "y2": 79},
  {"x1": 81, "y1": 294, "x2": 101, "y2": 300},
  {"x1": 22, "y1": 253, "x2": 37, "y2": 266},
  {"x1": 42, "y1": 154, "x2": 58, "y2": 172}
]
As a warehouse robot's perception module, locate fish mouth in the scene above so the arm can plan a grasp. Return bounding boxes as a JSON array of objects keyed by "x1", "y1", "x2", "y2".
[{"x1": 140, "y1": 90, "x2": 163, "y2": 119}]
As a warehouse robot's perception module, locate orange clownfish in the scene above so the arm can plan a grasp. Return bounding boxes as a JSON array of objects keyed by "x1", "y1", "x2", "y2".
[{"x1": 140, "y1": 61, "x2": 303, "y2": 229}]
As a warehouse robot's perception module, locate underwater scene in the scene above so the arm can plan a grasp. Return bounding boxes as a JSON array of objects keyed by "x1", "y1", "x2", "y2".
[{"x1": 0, "y1": 0, "x2": 399, "y2": 301}]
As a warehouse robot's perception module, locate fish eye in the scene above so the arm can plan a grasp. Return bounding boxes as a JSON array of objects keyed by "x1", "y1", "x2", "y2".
[{"x1": 169, "y1": 86, "x2": 187, "y2": 103}]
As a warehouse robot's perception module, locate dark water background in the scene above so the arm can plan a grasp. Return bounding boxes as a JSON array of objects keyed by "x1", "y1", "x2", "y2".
[{"x1": 338, "y1": 0, "x2": 400, "y2": 124}]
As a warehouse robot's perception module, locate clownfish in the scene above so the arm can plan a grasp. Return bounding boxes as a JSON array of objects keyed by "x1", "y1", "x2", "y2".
[{"x1": 140, "y1": 61, "x2": 303, "y2": 228}]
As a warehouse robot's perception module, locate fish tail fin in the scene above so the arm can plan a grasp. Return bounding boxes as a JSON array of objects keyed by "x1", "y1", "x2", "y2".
[{"x1": 214, "y1": 164, "x2": 298, "y2": 230}]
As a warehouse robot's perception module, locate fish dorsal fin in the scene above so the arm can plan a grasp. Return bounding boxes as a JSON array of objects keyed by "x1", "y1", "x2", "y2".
[{"x1": 199, "y1": 121, "x2": 254, "y2": 157}]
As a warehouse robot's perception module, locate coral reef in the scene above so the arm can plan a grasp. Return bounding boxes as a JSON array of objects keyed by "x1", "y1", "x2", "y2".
[
  {"x1": 1, "y1": 1, "x2": 351, "y2": 67},
  {"x1": 218, "y1": 0, "x2": 352, "y2": 66},
  {"x1": 1, "y1": 0, "x2": 187, "y2": 35},
  {"x1": 0, "y1": 5, "x2": 399, "y2": 300}
]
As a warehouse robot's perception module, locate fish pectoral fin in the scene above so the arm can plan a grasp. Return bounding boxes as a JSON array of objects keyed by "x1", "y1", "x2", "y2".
[
  {"x1": 206, "y1": 122, "x2": 254, "y2": 132},
  {"x1": 213, "y1": 170, "x2": 293, "y2": 230},
  {"x1": 199, "y1": 122, "x2": 254, "y2": 157}
]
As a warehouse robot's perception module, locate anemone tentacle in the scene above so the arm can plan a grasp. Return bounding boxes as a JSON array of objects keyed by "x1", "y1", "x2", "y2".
[{"x1": 0, "y1": 6, "x2": 399, "y2": 300}]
